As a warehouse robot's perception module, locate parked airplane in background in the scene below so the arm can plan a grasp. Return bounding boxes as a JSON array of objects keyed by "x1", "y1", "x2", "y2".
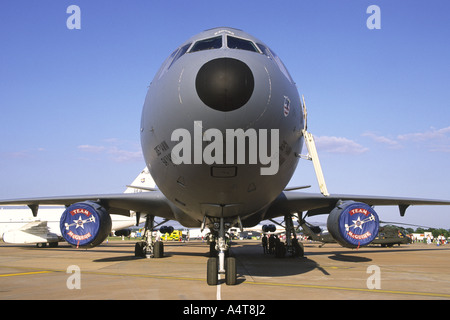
[
  {"x1": 1, "y1": 27, "x2": 449, "y2": 286},
  {"x1": 0, "y1": 169, "x2": 154, "y2": 247},
  {"x1": 0, "y1": 208, "x2": 136, "y2": 247}
]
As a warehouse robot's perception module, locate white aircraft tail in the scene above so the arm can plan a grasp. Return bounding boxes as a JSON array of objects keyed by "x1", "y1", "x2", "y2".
[{"x1": 124, "y1": 167, "x2": 157, "y2": 193}]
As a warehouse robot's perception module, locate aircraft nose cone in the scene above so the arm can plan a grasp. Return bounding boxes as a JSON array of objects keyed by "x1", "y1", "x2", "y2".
[{"x1": 196, "y1": 58, "x2": 254, "y2": 112}]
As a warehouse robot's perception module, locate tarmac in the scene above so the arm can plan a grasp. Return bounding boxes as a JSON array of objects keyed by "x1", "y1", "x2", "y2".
[{"x1": 0, "y1": 239, "x2": 449, "y2": 300}]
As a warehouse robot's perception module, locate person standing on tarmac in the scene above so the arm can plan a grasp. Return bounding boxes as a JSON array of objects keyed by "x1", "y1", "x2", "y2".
[
  {"x1": 268, "y1": 234, "x2": 275, "y2": 254},
  {"x1": 262, "y1": 234, "x2": 268, "y2": 254}
]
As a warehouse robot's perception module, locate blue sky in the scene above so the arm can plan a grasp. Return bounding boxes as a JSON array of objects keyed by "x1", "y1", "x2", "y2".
[{"x1": 1, "y1": 1, "x2": 449, "y2": 228}]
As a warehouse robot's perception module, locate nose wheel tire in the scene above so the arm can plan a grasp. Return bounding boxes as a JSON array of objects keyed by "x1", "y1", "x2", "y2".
[
  {"x1": 154, "y1": 241, "x2": 164, "y2": 258},
  {"x1": 207, "y1": 256, "x2": 237, "y2": 286},
  {"x1": 225, "y1": 257, "x2": 237, "y2": 285},
  {"x1": 135, "y1": 242, "x2": 145, "y2": 257},
  {"x1": 207, "y1": 257, "x2": 218, "y2": 286}
]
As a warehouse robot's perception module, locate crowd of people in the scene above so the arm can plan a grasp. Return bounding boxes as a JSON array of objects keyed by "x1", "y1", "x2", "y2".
[
  {"x1": 261, "y1": 234, "x2": 302, "y2": 254},
  {"x1": 410, "y1": 233, "x2": 448, "y2": 245},
  {"x1": 261, "y1": 234, "x2": 275, "y2": 254}
]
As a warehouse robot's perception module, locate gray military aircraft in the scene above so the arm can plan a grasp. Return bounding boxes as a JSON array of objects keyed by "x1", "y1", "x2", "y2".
[{"x1": 1, "y1": 27, "x2": 450, "y2": 286}]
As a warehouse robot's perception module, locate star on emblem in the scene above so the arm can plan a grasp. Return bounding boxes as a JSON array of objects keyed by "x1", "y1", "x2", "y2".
[
  {"x1": 74, "y1": 216, "x2": 85, "y2": 229},
  {"x1": 352, "y1": 216, "x2": 364, "y2": 230}
]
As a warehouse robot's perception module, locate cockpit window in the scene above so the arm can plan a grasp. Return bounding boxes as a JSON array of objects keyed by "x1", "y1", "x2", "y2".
[
  {"x1": 155, "y1": 42, "x2": 192, "y2": 81},
  {"x1": 257, "y1": 43, "x2": 294, "y2": 83},
  {"x1": 227, "y1": 36, "x2": 259, "y2": 53},
  {"x1": 169, "y1": 42, "x2": 191, "y2": 69},
  {"x1": 256, "y1": 43, "x2": 273, "y2": 59},
  {"x1": 190, "y1": 36, "x2": 223, "y2": 52}
]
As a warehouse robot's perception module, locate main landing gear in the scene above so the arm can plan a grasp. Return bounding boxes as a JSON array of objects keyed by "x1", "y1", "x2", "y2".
[
  {"x1": 206, "y1": 217, "x2": 237, "y2": 286},
  {"x1": 271, "y1": 214, "x2": 304, "y2": 259},
  {"x1": 134, "y1": 214, "x2": 165, "y2": 258}
]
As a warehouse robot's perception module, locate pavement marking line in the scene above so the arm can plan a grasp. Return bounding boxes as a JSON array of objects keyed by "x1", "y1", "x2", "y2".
[
  {"x1": 0, "y1": 271, "x2": 53, "y2": 277},
  {"x1": 244, "y1": 280, "x2": 450, "y2": 299},
  {"x1": 0, "y1": 266, "x2": 204, "y2": 282},
  {"x1": 217, "y1": 275, "x2": 222, "y2": 300},
  {"x1": 81, "y1": 270, "x2": 205, "y2": 282}
]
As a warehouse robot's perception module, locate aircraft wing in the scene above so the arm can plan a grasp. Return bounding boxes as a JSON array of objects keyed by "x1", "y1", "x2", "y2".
[
  {"x1": 0, "y1": 192, "x2": 175, "y2": 220},
  {"x1": 1, "y1": 190, "x2": 449, "y2": 222},
  {"x1": 265, "y1": 191, "x2": 450, "y2": 219}
]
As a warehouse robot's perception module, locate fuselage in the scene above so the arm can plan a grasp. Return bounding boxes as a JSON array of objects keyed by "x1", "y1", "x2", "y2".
[{"x1": 141, "y1": 28, "x2": 303, "y2": 227}]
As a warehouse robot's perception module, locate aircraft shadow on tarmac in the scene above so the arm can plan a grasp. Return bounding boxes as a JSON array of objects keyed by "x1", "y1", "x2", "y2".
[
  {"x1": 94, "y1": 255, "x2": 137, "y2": 262},
  {"x1": 90, "y1": 242, "x2": 331, "y2": 279},
  {"x1": 304, "y1": 245, "x2": 450, "y2": 257},
  {"x1": 91, "y1": 246, "x2": 372, "y2": 269},
  {"x1": 7, "y1": 242, "x2": 450, "y2": 284},
  {"x1": 328, "y1": 254, "x2": 372, "y2": 263},
  {"x1": 229, "y1": 243, "x2": 331, "y2": 279},
  {"x1": 220, "y1": 243, "x2": 450, "y2": 282},
  {"x1": 92, "y1": 250, "x2": 208, "y2": 262}
]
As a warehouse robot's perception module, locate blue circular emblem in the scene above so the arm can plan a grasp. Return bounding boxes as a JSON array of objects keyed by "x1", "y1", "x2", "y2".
[
  {"x1": 60, "y1": 201, "x2": 110, "y2": 247},
  {"x1": 337, "y1": 202, "x2": 379, "y2": 247}
]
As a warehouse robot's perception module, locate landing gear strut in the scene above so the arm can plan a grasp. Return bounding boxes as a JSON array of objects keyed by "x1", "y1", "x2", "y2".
[
  {"x1": 285, "y1": 214, "x2": 304, "y2": 258},
  {"x1": 134, "y1": 214, "x2": 165, "y2": 258},
  {"x1": 206, "y1": 216, "x2": 237, "y2": 286},
  {"x1": 271, "y1": 214, "x2": 304, "y2": 258}
]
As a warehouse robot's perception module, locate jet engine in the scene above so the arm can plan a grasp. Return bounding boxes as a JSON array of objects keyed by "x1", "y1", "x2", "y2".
[
  {"x1": 60, "y1": 201, "x2": 112, "y2": 248},
  {"x1": 159, "y1": 226, "x2": 174, "y2": 234},
  {"x1": 327, "y1": 201, "x2": 379, "y2": 248},
  {"x1": 262, "y1": 224, "x2": 276, "y2": 233},
  {"x1": 115, "y1": 229, "x2": 131, "y2": 237}
]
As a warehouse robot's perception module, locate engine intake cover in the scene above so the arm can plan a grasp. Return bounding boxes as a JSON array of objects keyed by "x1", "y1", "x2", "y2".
[
  {"x1": 327, "y1": 201, "x2": 379, "y2": 248},
  {"x1": 60, "y1": 201, "x2": 112, "y2": 248}
]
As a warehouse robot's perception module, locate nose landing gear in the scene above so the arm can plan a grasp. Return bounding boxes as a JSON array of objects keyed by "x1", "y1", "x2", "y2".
[{"x1": 206, "y1": 217, "x2": 237, "y2": 286}]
